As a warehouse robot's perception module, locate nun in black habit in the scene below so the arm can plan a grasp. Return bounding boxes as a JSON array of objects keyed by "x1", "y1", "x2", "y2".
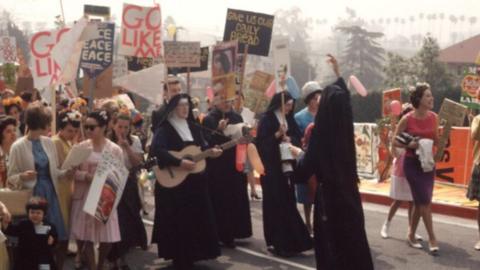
[
  {"x1": 202, "y1": 96, "x2": 252, "y2": 247},
  {"x1": 150, "y1": 94, "x2": 222, "y2": 270},
  {"x1": 296, "y1": 75, "x2": 374, "y2": 269},
  {"x1": 255, "y1": 91, "x2": 312, "y2": 256}
]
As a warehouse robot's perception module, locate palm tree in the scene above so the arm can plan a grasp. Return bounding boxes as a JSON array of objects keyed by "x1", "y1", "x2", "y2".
[
  {"x1": 469, "y1": 16, "x2": 477, "y2": 37},
  {"x1": 459, "y1": 15, "x2": 466, "y2": 40}
]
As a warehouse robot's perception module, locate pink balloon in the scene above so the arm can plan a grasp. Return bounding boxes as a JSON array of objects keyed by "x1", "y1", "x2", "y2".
[
  {"x1": 349, "y1": 75, "x2": 368, "y2": 97},
  {"x1": 390, "y1": 100, "x2": 402, "y2": 116}
]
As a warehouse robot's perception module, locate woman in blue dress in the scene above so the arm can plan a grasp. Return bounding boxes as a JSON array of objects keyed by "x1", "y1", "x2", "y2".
[{"x1": 8, "y1": 102, "x2": 73, "y2": 269}]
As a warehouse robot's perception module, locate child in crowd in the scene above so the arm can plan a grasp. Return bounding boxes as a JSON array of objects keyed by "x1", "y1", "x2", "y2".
[{"x1": 3, "y1": 196, "x2": 57, "y2": 270}]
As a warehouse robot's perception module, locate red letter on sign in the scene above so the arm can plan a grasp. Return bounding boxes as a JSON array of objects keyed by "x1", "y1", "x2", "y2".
[
  {"x1": 146, "y1": 6, "x2": 161, "y2": 30},
  {"x1": 31, "y1": 32, "x2": 52, "y2": 58},
  {"x1": 122, "y1": 5, "x2": 143, "y2": 29}
]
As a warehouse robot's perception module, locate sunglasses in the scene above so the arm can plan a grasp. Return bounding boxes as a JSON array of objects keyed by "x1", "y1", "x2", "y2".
[{"x1": 84, "y1": 124, "x2": 98, "y2": 131}]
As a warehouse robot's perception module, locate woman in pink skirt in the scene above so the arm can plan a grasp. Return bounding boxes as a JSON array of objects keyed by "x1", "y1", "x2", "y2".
[
  {"x1": 70, "y1": 110, "x2": 123, "y2": 270},
  {"x1": 381, "y1": 106, "x2": 422, "y2": 241}
]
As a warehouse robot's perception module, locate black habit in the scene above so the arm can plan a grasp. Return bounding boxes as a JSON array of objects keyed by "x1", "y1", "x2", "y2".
[
  {"x1": 150, "y1": 94, "x2": 221, "y2": 267},
  {"x1": 297, "y1": 78, "x2": 374, "y2": 270},
  {"x1": 5, "y1": 219, "x2": 57, "y2": 270},
  {"x1": 202, "y1": 108, "x2": 252, "y2": 245},
  {"x1": 255, "y1": 92, "x2": 312, "y2": 255}
]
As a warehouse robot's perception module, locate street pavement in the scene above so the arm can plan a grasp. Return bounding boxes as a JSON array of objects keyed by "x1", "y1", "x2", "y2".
[{"x1": 65, "y1": 191, "x2": 480, "y2": 270}]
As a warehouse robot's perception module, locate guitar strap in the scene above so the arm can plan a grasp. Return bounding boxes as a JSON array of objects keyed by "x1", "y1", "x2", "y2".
[{"x1": 188, "y1": 120, "x2": 231, "y2": 140}]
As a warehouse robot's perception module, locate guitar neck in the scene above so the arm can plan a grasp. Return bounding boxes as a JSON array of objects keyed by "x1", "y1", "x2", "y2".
[{"x1": 192, "y1": 138, "x2": 240, "y2": 162}]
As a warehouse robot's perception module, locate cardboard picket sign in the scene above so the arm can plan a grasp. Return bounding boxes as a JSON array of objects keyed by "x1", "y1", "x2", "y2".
[
  {"x1": 223, "y1": 8, "x2": 274, "y2": 56},
  {"x1": 168, "y1": 47, "x2": 209, "y2": 74},
  {"x1": 382, "y1": 88, "x2": 402, "y2": 117},
  {"x1": 249, "y1": 70, "x2": 274, "y2": 92},
  {"x1": 80, "y1": 22, "x2": 115, "y2": 78},
  {"x1": 163, "y1": 41, "x2": 201, "y2": 68},
  {"x1": 119, "y1": 3, "x2": 162, "y2": 58},
  {"x1": 82, "y1": 65, "x2": 113, "y2": 99}
]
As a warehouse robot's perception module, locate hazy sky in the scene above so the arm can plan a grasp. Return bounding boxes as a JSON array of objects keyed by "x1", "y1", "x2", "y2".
[{"x1": 2, "y1": 0, "x2": 480, "y2": 37}]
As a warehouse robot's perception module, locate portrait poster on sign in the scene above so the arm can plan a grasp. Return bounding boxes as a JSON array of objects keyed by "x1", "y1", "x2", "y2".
[
  {"x1": 80, "y1": 22, "x2": 115, "y2": 78},
  {"x1": 119, "y1": 3, "x2": 162, "y2": 58},
  {"x1": 83, "y1": 148, "x2": 128, "y2": 223},
  {"x1": 272, "y1": 38, "x2": 291, "y2": 92},
  {"x1": 223, "y1": 8, "x2": 274, "y2": 56},
  {"x1": 382, "y1": 88, "x2": 402, "y2": 117},
  {"x1": 0, "y1": 36, "x2": 16, "y2": 63},
  {"x1": 212, "y1": 41, "x2": 237, "y2": 78}
]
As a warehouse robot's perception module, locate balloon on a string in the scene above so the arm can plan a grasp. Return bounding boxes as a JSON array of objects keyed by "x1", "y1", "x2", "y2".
[
  {"x1": 349, "y1": 75, "x2": 368, "y2": 97},
  {"x1": 390, "y1": 100, "x2": 402, "y2": 116}
]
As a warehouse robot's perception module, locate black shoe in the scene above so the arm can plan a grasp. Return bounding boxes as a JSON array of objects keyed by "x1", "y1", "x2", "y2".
[
  {"x1": 172, "y1": 259, "x2": 193, "y2": 270},
  {"x1": 221, "y1": 240, "x2": 236, "y2": 249}
]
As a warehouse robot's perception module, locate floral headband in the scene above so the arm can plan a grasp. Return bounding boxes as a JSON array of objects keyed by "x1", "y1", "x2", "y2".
[
  {"x1": 61, "y1": 110, "x2": 82, "y2": 123},
  {"x1": 99, "y1": 110, "x2": 108, "y2": 121},
  {"x1": 2, "y1": 96, "x2": 22, "y2": 107}
]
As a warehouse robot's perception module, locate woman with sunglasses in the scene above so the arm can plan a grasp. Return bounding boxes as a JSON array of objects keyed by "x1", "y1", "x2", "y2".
[{"x1": 70, "y1": 110, "x2": 123, "y2": 270}]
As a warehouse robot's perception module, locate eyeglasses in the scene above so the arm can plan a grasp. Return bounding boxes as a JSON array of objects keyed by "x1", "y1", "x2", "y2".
[{"x1": 84, "y1": 124, "x2": 98, "y2": 131}]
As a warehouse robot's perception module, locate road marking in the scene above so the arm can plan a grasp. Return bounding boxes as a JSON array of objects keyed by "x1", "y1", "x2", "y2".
[
  {"x1": 142, "y1": 219, "x2": 315, "y2": 270},
  {"x1": 363, "y1": 203, "x2": 477, "y2": 230},
  {"x1": 235, "y1": 247, "x2": 316, "y2": 270}
]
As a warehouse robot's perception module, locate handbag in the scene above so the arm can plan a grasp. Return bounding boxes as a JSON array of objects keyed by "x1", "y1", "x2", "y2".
[
  {"x1": 0, "y1": 188, "x2": 32, "y2": 216},
  {"x1": 395, "y1": 132, "x2": 417, "y2": 146}
]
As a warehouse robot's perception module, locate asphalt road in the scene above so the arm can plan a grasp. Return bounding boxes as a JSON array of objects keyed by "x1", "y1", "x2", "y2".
[{"x1": 65, "y1": 192, "x2": 480, "y2": 270}]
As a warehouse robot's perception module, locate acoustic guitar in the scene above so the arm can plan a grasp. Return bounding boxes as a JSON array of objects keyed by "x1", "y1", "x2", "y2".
[{"x1": 154, "y1": 128, "x2": 252, "y2": 188}]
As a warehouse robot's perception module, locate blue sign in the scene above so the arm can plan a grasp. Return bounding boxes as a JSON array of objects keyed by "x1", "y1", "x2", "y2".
[{"x1": 80, "y1": 22, "x2": 115, "y2": 78}]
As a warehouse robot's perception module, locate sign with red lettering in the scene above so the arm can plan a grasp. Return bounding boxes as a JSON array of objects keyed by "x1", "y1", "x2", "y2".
[
  {"x1": 119, "y1": 3, "x2": 162, "y2": 58},
  {"x1": 0, "y1": 36, "x2": 16, "y2": 63},
  {"x1": 29, "y1": 28, "x2": 70, "y2": 89}
]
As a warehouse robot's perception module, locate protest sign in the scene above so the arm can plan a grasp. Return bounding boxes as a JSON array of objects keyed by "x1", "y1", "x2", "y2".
[
  {"x1": 164, "y1": 41, "x2": 201, "y2": 68},
  {"x1": 244, "y1": 88, "x2": 270, "y2": 114},
  {"x1": 382, "y1": 88, "x2": 402, "y2": 117},
  {"x1": 83, "y1": 147, "x2": 128, "y2": 223},
  {"x1": 0, "y1": 36, "x2": 16, "y2": 63},
  {"x1": 84, "y1": 4, "x2": 110, "y2": 17},
  {"x1": 272, "y1": 38, "x2": 290, "y2": 92},
  {"x1": 127, "y1": 56, "x2": 161, "y2": 71},
  {"x1": 119, "y1": 3, "x2": 162, "y2": 58},
  {"x1": 250, "y1": 70, "x2": 274, "y2": 92},
  {"x1": 168, "y1": 46, "x2": 209, "y2": 74},
  {"x1": 82, "y1": 65, "x2": 113, "y2": 99},
  {"x1": 212, "y1": 41, "x2": 238, "y2": 77},
  {"x1": 112, "y1": 57, "x2": 129, "y2": 79},
  {"x1": 113, "y1": 63, "x2": 165, "y2": 104},
  {"x1": 212, "y1": 73, "x2": 237, "y2": 101},
  {"x1": 460, "y1": 74, "x2": 480, "y2": 109},
  {"x1": 80, "y1": 22, "x2": 115, "y2": 78},
  {"x1": 223, "y1": 9, "x2": 274, "y2": 56},
  {"x1": 29, "y1": 28, "x2": 70, "y2": 89}
]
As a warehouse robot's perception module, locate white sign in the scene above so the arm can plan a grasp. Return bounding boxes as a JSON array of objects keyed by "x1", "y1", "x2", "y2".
[{"x1": 83, "y1": 147, "x2": 128, "y2": 223}]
